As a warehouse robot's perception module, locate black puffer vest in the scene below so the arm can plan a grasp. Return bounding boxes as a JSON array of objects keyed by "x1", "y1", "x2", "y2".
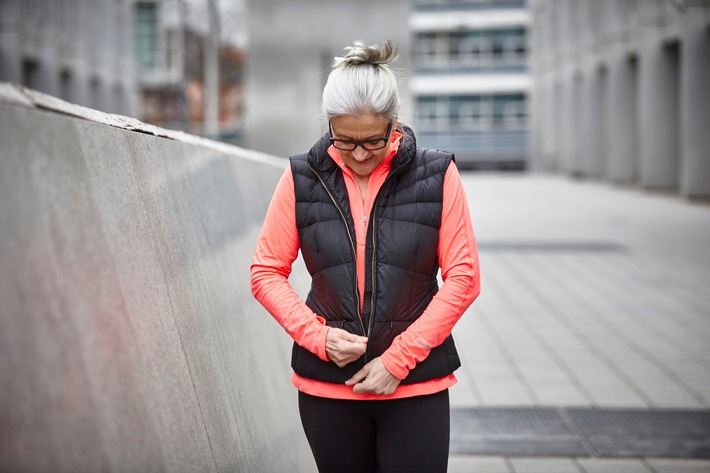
[{"x1": 289, "y1": 125, "x2": 461, "y2": 385}]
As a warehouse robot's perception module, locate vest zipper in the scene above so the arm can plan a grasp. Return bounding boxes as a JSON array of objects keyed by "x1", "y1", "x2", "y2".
[
  {"x1": 367, "y1": 161, "x2": 411, "y2": 343},
  {"x1": 368, "y1": 204, "x2": 378, "y2": 339},
  {"x1": 307, "y1": 164, "x2": 367, "y2": 339}
]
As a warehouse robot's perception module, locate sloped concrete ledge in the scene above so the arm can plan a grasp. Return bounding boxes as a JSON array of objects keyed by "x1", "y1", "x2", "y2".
[{"x1": 0, "y1": 83, "x2": 314, "y2": 472}]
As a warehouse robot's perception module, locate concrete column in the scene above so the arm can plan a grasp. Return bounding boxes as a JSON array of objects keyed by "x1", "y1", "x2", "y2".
[
  {"x1": 0, "y1": 0, "x2": 23, "y2": 84},
  {"x1": 679, "y1": 8, "x2": 710, "y2": 199},
  {"x1": 581, "y1": 64, "x2": 605, "y2": 178},
  {"x1": 566, "y1": 1, "x2": 587, "y2": 177},
  {"x1": 558, "y1": 71, "x2": 578, "y2": 174},
  {"x1": 529, "y1": 78, "x2": 543, "y2": 170},
  {"x1": 542, "y1": 78, "x2": 558, "y2": 170},
  {"x1": 577, "y1": 72, "x2": 590, "y2": 175},
  {"x1": 638, "y1": 25, "x2": 680, "y2": 189},
  {"x1": 599, "y1": 66, "x2": 610, "y2": 179},
  {"x1": 530, "y1": 73, "x2": 553, "y2": 171},
  {"x1": 568, "y1": 72, "x2": 585, "y2": 176},
  {"x1": 204, "y1": 0, "x2": 220, "y2": 137},
  {"x1": 557, "y1": 75, "x2": 569, "y2": 173},
  {"x1": 528, "y1": 1, "x2": 541, "y2": 170},
  {"x1": 607, "y1": 52, "x2": 638, "y2": 183},
  {"x1": 552, "y1": 77, "x2": 565, "y2": 171},
  {"x1": 553, "y1": 0, "x2": 573, "y2": 174},
  {"x1": 540, "y1": 1, "x2": 558, "y2": 171}
]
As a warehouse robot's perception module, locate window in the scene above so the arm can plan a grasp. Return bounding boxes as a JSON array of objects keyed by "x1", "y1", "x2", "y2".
[
  {"x1": 22, "y1": 60, "x2": 40, "y2": 91},
  {"x1": 59, "y1": 70, "x2": 73, "y2": 102},
  {"x1": 134, "y1": 2, "x2": 159, "y2": 71},
  {"x1": 414, "y1": 27, "x2": 527, "y2": 72},
  {"x1": 416, "y1": 93, "x2": 527, "y2": 132},
  {"x1": 413, "y1": 0, "x2": 526, "y2": 12}
]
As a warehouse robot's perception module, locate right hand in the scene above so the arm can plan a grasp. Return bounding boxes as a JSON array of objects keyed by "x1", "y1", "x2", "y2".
[{"x1": 326, "y1": 328, "x2": 368, "y2": 368}]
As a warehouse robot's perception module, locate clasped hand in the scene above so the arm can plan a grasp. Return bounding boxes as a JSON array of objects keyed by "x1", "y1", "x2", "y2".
[
  {"x1": 326, "y1": 327, "x2": 367, "y2": 368},
  {"x1": 325, "y1": 328, "x2": 401, "y2": 395}
]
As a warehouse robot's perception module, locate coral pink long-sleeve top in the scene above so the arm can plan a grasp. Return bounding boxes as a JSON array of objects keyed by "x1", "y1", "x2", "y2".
[{"x1": 250, "y1": 131, "x2": 480, "y2": 400}]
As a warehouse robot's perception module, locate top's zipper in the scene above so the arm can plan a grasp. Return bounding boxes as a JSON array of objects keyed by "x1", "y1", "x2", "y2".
[
  {"x1": 366, "y1": 161, "x2": 410, "y2": 340},
  {"x1": 308, "y1": 154, "x2": 412, "y2": 361},
  {"x1": 307, "y1": 164, "x2": 366, "y2": 338}
]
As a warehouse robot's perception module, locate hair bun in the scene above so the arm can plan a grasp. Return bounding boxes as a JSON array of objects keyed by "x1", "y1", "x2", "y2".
[{"x1": 334, "y1": 40, "x2": 398, "y2": 68}]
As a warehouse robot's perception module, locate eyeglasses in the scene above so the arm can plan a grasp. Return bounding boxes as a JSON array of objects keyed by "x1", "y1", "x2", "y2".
[{"x1": 329, "y1": 121, "x2": 393, "y2": 151}]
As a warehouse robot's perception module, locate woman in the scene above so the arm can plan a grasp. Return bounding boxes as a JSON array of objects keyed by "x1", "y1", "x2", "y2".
[{"x1": 250, "y1": 40, "x2": 480, "y2": 473}]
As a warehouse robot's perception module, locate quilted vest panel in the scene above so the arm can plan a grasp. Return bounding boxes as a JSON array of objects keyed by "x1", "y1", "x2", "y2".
[{"x1": 289, "y1": 128, "x2": 461, "y2": 384}]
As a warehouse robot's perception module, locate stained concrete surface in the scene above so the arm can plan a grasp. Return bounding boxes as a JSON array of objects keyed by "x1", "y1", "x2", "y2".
[{"x1": 0, "y1": 84, "x2": 314, "y2": 473}]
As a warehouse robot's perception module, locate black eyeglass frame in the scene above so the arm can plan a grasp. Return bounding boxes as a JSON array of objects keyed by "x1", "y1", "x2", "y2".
[{"x1": 328, "y1": 120, "x2": 394, "y2": 151}]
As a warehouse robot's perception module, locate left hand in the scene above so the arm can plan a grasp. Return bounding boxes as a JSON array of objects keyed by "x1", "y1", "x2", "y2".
[{"x1": 345, "y1": 357, "x2": 401, "y2": 395}]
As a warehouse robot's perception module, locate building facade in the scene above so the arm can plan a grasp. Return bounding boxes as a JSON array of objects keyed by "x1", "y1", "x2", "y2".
[
  {"x1": 0, "y1": 0, "x2": 245, "y2": 140},
  {"x1": 0, "y1": 0, "x2": 137, "y2": 117},
  {"x1": 409, "y1": 0, "x2": 531, "y2": 169},
  {"x1": 244, "y1": 0, "x2": 412, "y2": 159},
  {"x1": 530, "y1": 0, "x2": 710, "y2": 199}
]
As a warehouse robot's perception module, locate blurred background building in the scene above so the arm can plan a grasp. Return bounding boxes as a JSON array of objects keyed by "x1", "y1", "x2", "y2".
[
  {"x1": 134, "y1": 0, "x2": 245, "y2": 142},
  {"x1": 410, "y1": 0, "x2": 530, "y2": 170},
  {"x1": 242, "y1": 0, "x2": 412, "y2": 159},
  {"x1": 530, "y1": 0, "x2": 710, "y2": 199},
  {"x1": 0, "y1": 0, "x2": 532, "y2": 168},
  {"x1": 0, "y1": 0, "x2": 246, "y2": 143},
  {"x1": 244, "y1": 0, "x2": 531, "y2": 167},
  {"x1": 2, "y1": 0, "x2": 708, "y2": 197},
  {"x1": 0, "y1": 0, "x2": 137, "y2": 117}
]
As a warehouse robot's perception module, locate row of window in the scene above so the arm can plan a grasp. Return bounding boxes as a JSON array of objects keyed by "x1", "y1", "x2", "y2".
[
  {"x1": 20, "y1": 59, "x2": 129, "y2": 115},
  {"x1": 414, "y1": 28, "x2": 527, "y2": 72},
  {"x1": 415, "y1": 94, "x2": 527, "y2": 132},
  {"x1": 413, "y1": 0, "x2": 526, "y2": 11}
]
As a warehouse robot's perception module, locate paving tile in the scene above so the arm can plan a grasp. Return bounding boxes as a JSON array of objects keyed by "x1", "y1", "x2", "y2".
[
  {"x1": 509, "y1": 457, "x2": 582, "y2": 473},
  {"x1": 450, "y1": 370, "x2": 482, "y2": 407},
  {"x1": 646, "y1": 458, "x2": 710, "y2": 472},
  {"x1": 575, "y1": 458, "x2": 653, "y2": 473},
  {"x1": 531, "y1": 383, "x2": 591, "y2": 405},
  {"x1": 448, "y1": 455, "x2": 512, "y2": 473}
]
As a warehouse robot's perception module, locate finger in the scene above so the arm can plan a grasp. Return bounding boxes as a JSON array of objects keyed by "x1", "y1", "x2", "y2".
[
  {"x1": 347, "y1": 341, "x2": 367, "y2": 356},
  {"x1": 340, "y1": 332, "x2": 368, "y2": 344},
  {"x1": 330, "y1": 328, "x2": 365, "y2": 342},
  {"x1": 344, "y1": 367, "x2": 368, "y2": 386},
  {"x1": 352, "y1": 380, "x2": 372, "y2": 394}
]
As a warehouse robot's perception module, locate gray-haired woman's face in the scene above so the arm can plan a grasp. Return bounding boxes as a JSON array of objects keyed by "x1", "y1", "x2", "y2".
[{"x1": 329, "y1": 114, "x2": 394, "y2": 180}]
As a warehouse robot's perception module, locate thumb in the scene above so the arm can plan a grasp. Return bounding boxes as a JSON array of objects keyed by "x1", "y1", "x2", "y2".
[{"x1": 345, "y1": 366, "x2": 368, "y2": 386}]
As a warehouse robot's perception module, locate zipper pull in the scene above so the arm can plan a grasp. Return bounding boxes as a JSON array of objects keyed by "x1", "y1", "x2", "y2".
[{"x1": 363, "y1": 215, "x2": 367, "y2": 232}]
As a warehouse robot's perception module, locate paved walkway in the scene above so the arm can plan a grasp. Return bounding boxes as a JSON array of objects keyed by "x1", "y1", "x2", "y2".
[{"x1": 448, "y1": 173, "x2": 710, "y2": 472}]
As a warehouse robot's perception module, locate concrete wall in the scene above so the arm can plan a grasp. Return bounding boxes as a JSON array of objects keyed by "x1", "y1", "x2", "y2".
[
  {"x1": 529, "y1": 0, "x2": 710, "y2": 199},
  {"x1": 0, "y1": 83, "x2": 315, "y2": 473}
]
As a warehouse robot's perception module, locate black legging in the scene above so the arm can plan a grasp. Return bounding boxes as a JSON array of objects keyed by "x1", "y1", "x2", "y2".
[{"x1": 298, "y1": 390, "x2": 450, "y2": 473}]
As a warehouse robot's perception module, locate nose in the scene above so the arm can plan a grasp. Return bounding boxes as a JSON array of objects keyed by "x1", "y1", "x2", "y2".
[{"x1": 351, "y1": 145, "x2": 370, "y2": 160}]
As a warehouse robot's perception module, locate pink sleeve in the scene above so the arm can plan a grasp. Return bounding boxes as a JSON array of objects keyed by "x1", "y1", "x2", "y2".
[
  {"x1": 250, "y1": 166, "x2": 330, "y2": 361},
  {"x1": 380, "y1": 162, "x2": 480, "y2": 380}
]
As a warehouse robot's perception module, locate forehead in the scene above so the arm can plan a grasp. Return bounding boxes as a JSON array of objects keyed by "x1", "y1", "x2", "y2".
[{"x1": 330, "y1": 114, "x2": 389, "y2": 138}]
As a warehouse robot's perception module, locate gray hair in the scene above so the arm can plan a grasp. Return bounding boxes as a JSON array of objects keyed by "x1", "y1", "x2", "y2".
[{"x1": 321, "y1": 40, "x2": 400, "y2": 122}]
